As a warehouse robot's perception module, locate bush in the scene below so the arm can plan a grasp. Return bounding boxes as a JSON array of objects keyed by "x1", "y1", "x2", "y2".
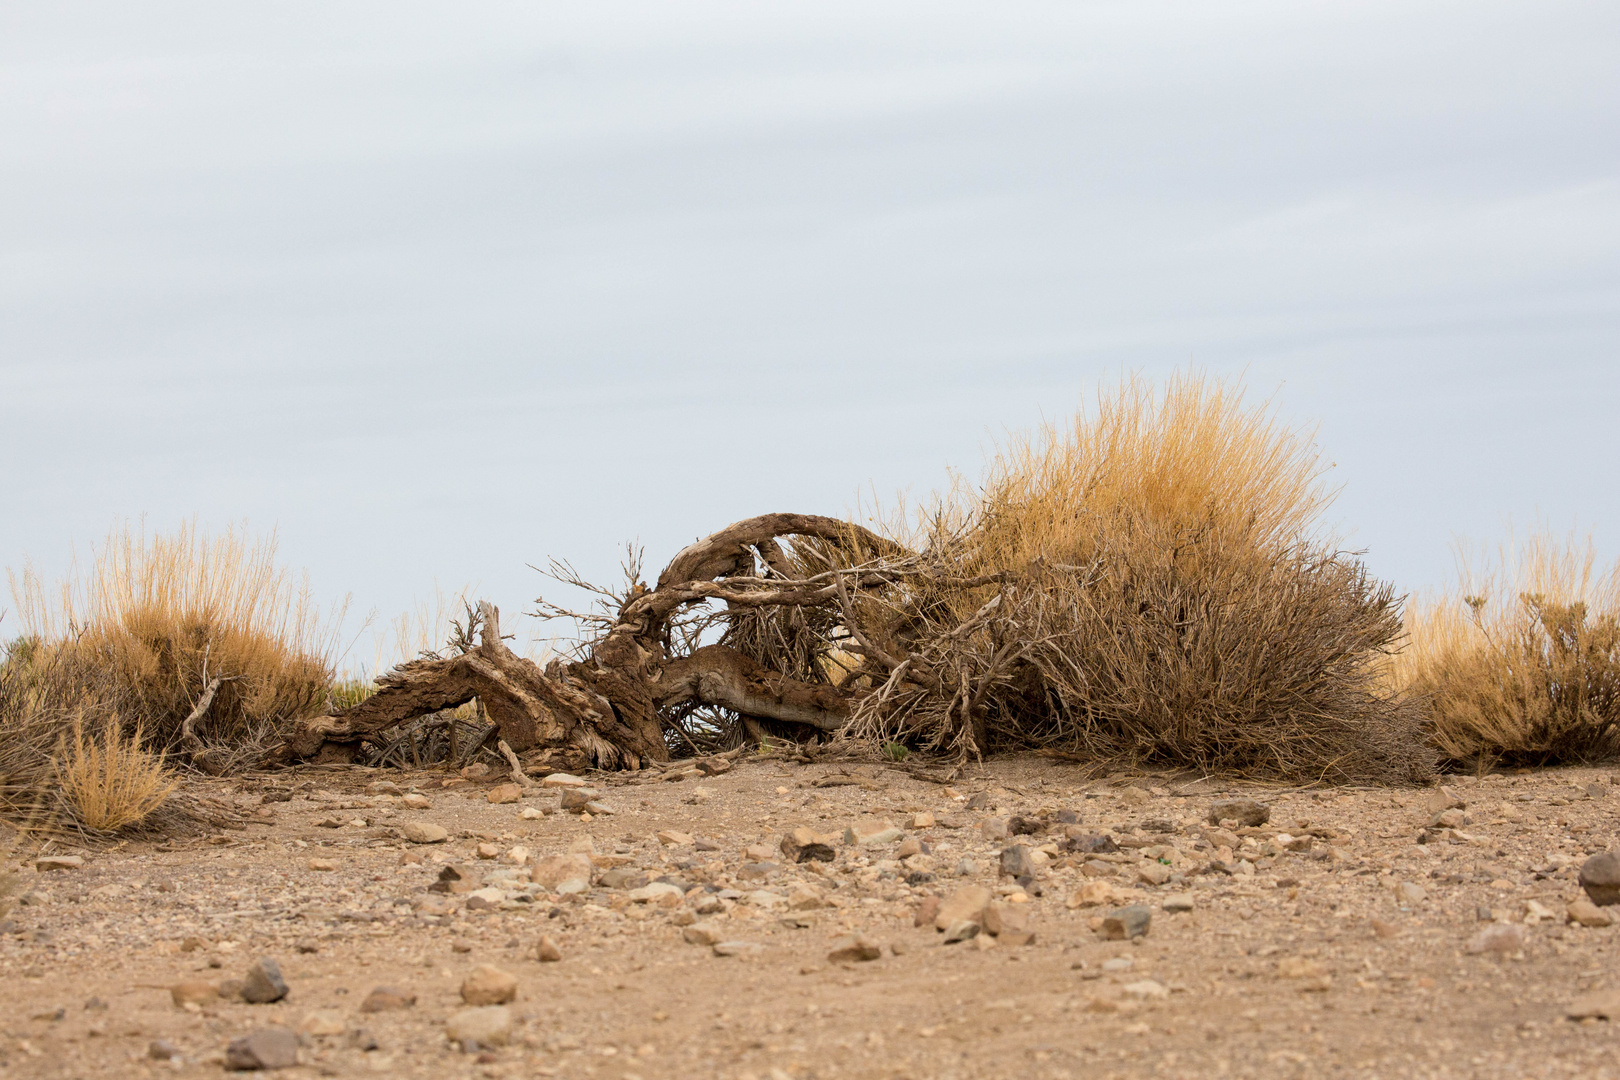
[
  {"x1": 1400, "y1": 530, "x2": 1620, "y2": 767},
  {"x1": 55, "y1": 718, "x2": 177, "y2": 832},
  {"x1": 840, "y1": 374, "x2": 1431, "y2": 784}
]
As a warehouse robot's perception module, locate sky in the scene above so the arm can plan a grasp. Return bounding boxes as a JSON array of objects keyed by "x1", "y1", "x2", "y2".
[{"x1": 2, "y1": 1, "x2": 1617, "y2": 670}]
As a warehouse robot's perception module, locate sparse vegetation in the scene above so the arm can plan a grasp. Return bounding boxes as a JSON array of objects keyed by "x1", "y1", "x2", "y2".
[
  {"x1": 1398, "y1": 530, "x2": 1620, "y2": 768},
  {"x1": 54, "y1": 717, "x2": 177, "y2": 832}
]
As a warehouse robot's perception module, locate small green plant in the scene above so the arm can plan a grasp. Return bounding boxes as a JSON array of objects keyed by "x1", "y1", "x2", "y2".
[{"x1": 882, "y1": 741, "x2": 910, "y2": 762}]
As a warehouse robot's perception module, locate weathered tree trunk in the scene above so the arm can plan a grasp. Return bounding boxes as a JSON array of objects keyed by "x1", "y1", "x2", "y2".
[{"x1": 272, "y1": 514, "x2": 895, "y2": 769}]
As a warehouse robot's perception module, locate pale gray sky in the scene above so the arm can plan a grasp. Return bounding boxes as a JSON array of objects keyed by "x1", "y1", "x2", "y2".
[{"x1": 3, "y1": 2, "x2": 1617, "y2": 666}]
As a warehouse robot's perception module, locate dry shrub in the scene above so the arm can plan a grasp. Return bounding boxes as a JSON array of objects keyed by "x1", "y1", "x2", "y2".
[
  {"x1": 830, "y1": 374, "x2": 1430, "y2": 784},
  {"x1": 6, "y1": 520, "x2": 344, "y2": 767},
  {"x1": 54, "y1": 717, "x2": 177, "y2": 831},
  {"x1": 1401, "y1": 530, "x2": 1620, "y2": 767}
]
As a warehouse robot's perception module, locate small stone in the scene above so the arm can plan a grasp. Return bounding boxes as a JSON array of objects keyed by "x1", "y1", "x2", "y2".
[
  {"x1": 910, "y1": 812, "x2": 935, "y2": 829},
  {"x1": 972, "y1": 933, "x2": 998, "y2": 951},
  {"x1": 941, "y1": 919, "x2": 980, "y2": 943},
  {"x1": 1100, "y1": 904, "x2": 1152, "y2": 940},
  {"x1": 296, "y1": 1010, "x2": 345, "y2": 1037},
  {"x1": 1566, "y1": 990, "x2": 1620, "y2": 1021},
  {"x1": 998, "y1": 929, "x2": 1037, "y2": 947},
  {"x1": 628, "y1": 882, "x2": 685, "y2": 904},
  {"x1": 1122, "y1": 979, "x2": 1168, "y2": 999},
  {"x1": 1427, "y1": 808, "x2": 1466, "y2": 829},
  {"x1": 541, "y1": 773, "x2": 587, "y2": 787},
  {"x1": 1067, "y1": 881, "x2": 1115, "y2": 908},
  {"x1": 1121, "y1": 787, "x2": 1153, "y2": 808},
  {"x1": 147, "y1": 1039, "x2": 180, "y2": 1061},
  {"x1": 934, "y1": 885, "x2": 993, "y2": 931},
  {"x1": 306, "y1": 859, "x2": 336, "y2": 872},
  {"x1": 1370, "y1": 918, "x2": 1400, "y2": 939},
  {"x1": 475, "y1": 843, "x2": 500, "y2": 860},
  {"x1": 844, "y1": 819, "x2": 904, "y2": 846},
  {"x1": 1207, "y1": 799, "x2": 1269, "y2": 827},
  {"x1": 1568, "y1": 899, "x2": 1614, "y2": 928},
  {"x1": 999, "y1": 845, "x2": 1037, "y2": 879},
  {"x1": 913, "y1": 896, "x2": 942, "y2": 927},
  {"x1": 683, "y1": 922, "x2": 726, "y2": 946},
  {"x1": 1162, "y1": 893, "x2": 1195, "y2": 913},
  {"x1": 1466, "y1": 923, "x2": 1526, "y2": 955},
  {"x1": 979, "y1": 817, "x2": 1010, "y2": 840},
  {"x1": 402, "y1": 822, "x2": 449, "y2": 844},
  {"x1": 656, "y1": 830, "x2": 695, "y2": 847},
  {"x1": 517, "y1": 807, "x2": 544, "y2": 820},
  {"x1": 779, "y1": 827, "x2": 838, "y2": 863},
  {"x1": 486, "y1": 783, "x2": 522, "y2": 804},
  {"x1": 34, "y1": 856, "x2": 84, "y2": 872},
  {"x1": 1137, "y1": 863, "x2": 1172, "y2": 886},
  {"x1": 240, "y1": 958, "x2": 289, "y2": 1004},
  {"x1": 460, "y1": 964, "x2": 518, "y2": 1006},
  {"x1": 1579, "y1": 852, "x2": 1620, "y2": 906},
  {"x1": 1396, "y1": 881, "x2": 1428, "y2": 905},
  {"x1": 365, "y1": 780, "x2": 400, "y2": 795},
  {"x1": 1426, "y1": 786, "x2": 1466, "y2": 813},
  {"x1": 712, "y1": 941, "x2": 764, "y2": 958},
  {"x1": 827, "y1": 935, "x2": 883, "y2": 962},
  {"x1": 359, "y1": 986, "x2": 416, "y2": 1012},
  {"x1": 170, "y1": 981, "x2": 218, "y2": 1008},
  {"x1": 445, "y1": 1006, "x2": 513, "y2": 1048},
  {"x1": 224, "y1": 1027, "x2": 299, "y2": 1071},
  {"x1": 460, "y1": 763, "x2": 491, "y2": 780},
  {"x1": 536, "y1": 935, "x2": 563, "y2": 962},
  {"x1": 463, "y1": 887, "x2": 505, "y2": 910},
  {"x1": 218, "y1": 980, "x2": 246, "y2": 1002},
  {"x1": 559, "y1": 788, "x2": 597, "y2": 810},
  {"x1": 530, "y1": 853, "x2": 593, "y2": 894},
  {"x1": 401, "y1": 793, "x2": 432, "y2": 809},
  {"x1": 1277, "y1": 957, "x2": 1326, "y2": 979},
  {"x1": 785, "y1": 884, "x2": 825, "y2": 910},
  {"x1": 982, "y1": 901, "x2": 1028, "y2": 937}
]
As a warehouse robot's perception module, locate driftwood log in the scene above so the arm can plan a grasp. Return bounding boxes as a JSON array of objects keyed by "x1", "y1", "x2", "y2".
[{"x1": 272, "y1": 514, "x2": 899, "y2": 770}]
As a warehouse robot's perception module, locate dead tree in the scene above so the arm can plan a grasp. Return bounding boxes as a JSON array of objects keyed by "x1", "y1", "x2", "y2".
[{"x1": 271, "y1": 514, "x2": 904, "y2": 770}]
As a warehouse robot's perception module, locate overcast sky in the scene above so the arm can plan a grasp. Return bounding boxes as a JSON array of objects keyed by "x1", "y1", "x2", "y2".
[{"x1": 2, "y1": 2, "x2": 1616, "y2": 668}]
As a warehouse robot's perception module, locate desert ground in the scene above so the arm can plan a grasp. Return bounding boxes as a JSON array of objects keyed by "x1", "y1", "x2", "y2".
[{"x1": 4, "y1": 754, "x2": 1620, "y2": 1080}]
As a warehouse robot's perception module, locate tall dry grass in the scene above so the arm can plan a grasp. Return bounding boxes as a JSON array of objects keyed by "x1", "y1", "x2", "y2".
[
  {"x1": 832, "y1": 374, "x2": 1429, "y2": 783},
  {"x1": 1400, "y1": 530, "x2": 1620, "y2": 767}
]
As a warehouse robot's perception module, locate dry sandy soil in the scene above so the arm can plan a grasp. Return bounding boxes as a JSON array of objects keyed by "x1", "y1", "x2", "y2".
[{"x1": 4, "y1": 754, "x2": 1620, "y2": 1080}]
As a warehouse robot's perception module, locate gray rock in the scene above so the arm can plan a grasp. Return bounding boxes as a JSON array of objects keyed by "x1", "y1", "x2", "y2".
[
  {"x1": 445, "y1": 1006, "x2": 513, "y2": 1048},
  {"x1": 999, "y1": 844, "x2": 1037, "y2": 879},
  {"x1": 224, "y1": 1027, "x2": 299, "y2": 1070},
  {"x1": 1579, "y1": 852, "x2": 1620, "y2": 906},
  {"x1": 240, "y1": 958, "x2": 289, "y2": 1004},
  {"x1": 941, "y1": 919, "x2": 980, "y2": 943},
  {"x1": 1207, "y1": 799, "x2": 1269, "y2": 827},
  {"x1": 1465, "y1": 923, "x2": 1525, "y2": 955},
  {"x1": 402, "y1": 821, "x2": 449, "y2": 844},
  {"x1": 1100, "y1": 904, "x2": 1153, "y2": 940}
]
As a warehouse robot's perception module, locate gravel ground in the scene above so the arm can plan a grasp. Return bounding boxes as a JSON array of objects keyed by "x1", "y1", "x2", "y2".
[{"x1": 3, "y1": 754, "x2": 1620, "y2": 1079}]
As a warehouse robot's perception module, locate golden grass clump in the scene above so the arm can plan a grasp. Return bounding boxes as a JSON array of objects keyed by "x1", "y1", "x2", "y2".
[
  {"x1": 6, "y1": 521, "x2": 344, "y2": 767},
  {"x1": 1400, "y1": 530, "x2": 1620, "y2": 767},
  {"x1": 54, "y1": 718, "x2": 177, "y2": 832},
  {"x1": 828, "y1": 374, "x2": 1431, "y2": 784}
]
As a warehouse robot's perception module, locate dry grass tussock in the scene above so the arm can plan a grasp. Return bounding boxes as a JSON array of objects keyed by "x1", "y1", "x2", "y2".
[
  {"x1": 54, "y1": 717, "x2": 177, "y2": 831},
  {"x1": 1, "y1": 521, "x2": 343, "y2": 827},
  {"x1": 1398, "y1": 530, "x2": 1620, "y2": 768},
  {"x1": 733, "y1": 374, "x2": 1430, "y2": 784}
]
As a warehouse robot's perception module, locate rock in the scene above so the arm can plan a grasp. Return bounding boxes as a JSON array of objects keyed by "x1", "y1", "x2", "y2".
[
  {"x1": 1426, "y1": 786, "x2": 1466, "y2": 813},
  {"x1": 297, "y1": 1010, "x2": 345, "y2": 1037},
  {"x1": 1427, "y1": 808, "x2": 1466, "y2": 829},
  {"x1": 475, "y1": 843, "x2": 501, "y2": 860},
  {"x1": 1162, "y1": 893, "x2": 1195, "y2": 913},
  {"x1": 530, "y1": 853, "x2": 593, "y2": 894},
  {"x1": 1566, "y1": 990, "x2": 1620, "y2": 1020},
  {"x1": 941, "y1": 919, "x2": 980, "y2": 943},
  {"x1": 1466, "y1": 923, "x2": 1526, "y2": 955},
  {"x1": 683, "y1": 921, "x2": 726, "y2": 946},
  {"x1": 597, "y1": 868, "x2": 648, "y2": 890},
  {"x1": 359, "y1": 986, "x2": 416, "y2": 1013},
  {"x1": 933, "y1": 885, "x2": 993, "y2": 931},
  {"x1": 366, "y1": 780, "x2": 400, "y2": 795},
  {"x1": 1121, "y1": 787, "x2": 1153, "y2": 808},
  {"x1": 460, "y1": 763, "x2": 491, "y2": 780},
  {"x1": 982, "y1": 902, "x2": 1028, "y2": 937},
  {"x1": 827, "y1": 935, "x2": 883, "y2": 962},
  {"x1": 1370, "y1": 918, "x2": 1400, "y2": 938},
  {"x1": 429, "y1": 864, "x2": 479, "y2": 894},
  {"x1": 1579, "y1": 852, "x2": 1620, "y2": 906},
  {"x1": 401, "y1": 793, "x2": 432, "y2": 809},
  {"x1": 1568, "y1": 899, "x2": 1614, "y2": 928},
  {"x1": 1277, "y1": 957, "x2": 1326, "y2": 979},
  {"x1": 1100, "y1": 904, "x2": 1152, "y2": 941},
  {"x1": 1065, "y1": 833, "x2": 1120, "y2": 854},
  {"x1": 656, "y1": 830, "x2": 695, "y2": 847},
  {"x1": 1203, "y1": 827, "x2": 1241, "y2": 850},
  {"x1": 541, "y1": 772, "x2": 587, "y2": 787},
  {"x1": 559, "y1": 788, "x2": 597, "y2": 810},
  {"x1": 780, "y1": 827, "x2": 838, "y2": 863},
  {"x1": 737, "y1": 861, "x2": 781, "y2": 882},
  {"x1": 536, "y1": 935, "x2": 563, "y2": 962},
  {"x1": 999, "y1": 845, "x2": 1037, "y2": 879},
  {"x1": 712, "y1": 941, "x2": 764, "y2": 958},
  {"x1": 240, "y1": 958, "x2": 289, "y2": 1004},
  {"x1": 218, "y1": 980, "x2": 247, "y2": 1001},
  {"x1": 306, "y1": 858, "x2": 336, "y2": 872},
  {"x1": 402, "y1": 822, "x2": 449, "y2": 844},
  {"x1": 1008, "y1": 815, "x2": 1046, "y2": 835},
  {"x1": 1524, "y1": 899, "x2": 1557, "y2": 923},
  {"x1": 1067, "y1": 881, "x2": 1115, "y2": 908},
  {"x1": 785, "y1": 884, "x2": 825, "y2": 911},
  {"x1": 998, "y1": 929, "x2": 1037, "y2": 947},
  {"x1": 463, "y1": 887, "x2": 506, "y2": 910},
  {"x1": 147, "y1": 1039, "x2": 180, "y2": 1061},
  {"x1": 913, "y1": 896, "x2": 942, "y2": 927},
  {"x1": 627, "y1": 882, "x2": 685, "y2": 904},
  {"x1": 34, "y1": 856, "x2": 83, "y2": 872},
  {"x1": 1122, "y1": 979, "x2": 1168, "y2": 999},
  {"x1": 1207, "y1": 799, "x2": 1269, "y2": 827},
  {"x1": 486, "y1": 783, "x2": 523, "y2": 804},
  {"x1": 1396, "y1": 881, "x2": 1428, "y2": 905},
  {"x1": 979, "y1": 818, "x2": 1010, "y2": 840},
  {"x1": 517, "y1": 807, "x2": 544, "y2": 820},
  {"x1": 171, "y1": 980, "x2": 218, "y2": 1007},
  {"x1": 1137, "y1": 863, "x2": 1172, "y2": 886},
  {"x1": 895, "y1": 837, "x2": 924, "y2": 859},
  {"x1": 224, "y1": 1027, "x2": 299, "y2": 1071},
  {"x1": 844, "y1": 819, "x2": 903, "y2": 846},
  {"x1": 460, "y1": 964, "x2": 518, "y2": 1006},
  {"x1": 910, "y1": 812, "x2": 935, "y2": 829},
  {"x1": 445, "y1": 1006, "x2": 513, "y2": 1048}
]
